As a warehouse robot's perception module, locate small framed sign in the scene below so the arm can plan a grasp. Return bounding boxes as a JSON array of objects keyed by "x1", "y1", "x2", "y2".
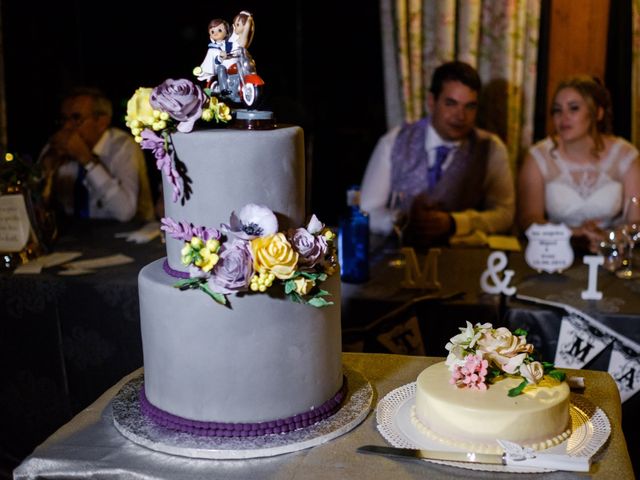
[
  {"x1": 524, "y1": 223, "x2": 574, "y2": 273},
  {"x1": 0, "y1": 193, "x2": 31, "y2": 252}
]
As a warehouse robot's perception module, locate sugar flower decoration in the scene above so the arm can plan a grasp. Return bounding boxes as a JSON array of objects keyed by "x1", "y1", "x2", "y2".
[
  {"x1": 208, "y1": 239, "x2": 254, "y2": 294},
  {"x1": 445, "y1": 322, "x2": 565, "y2": 396},
  {"x1": 289, "y1": 224, "x2": 328, "y2": 269},
  {"x1": 150, "y1": 79, "x2": 207, "y2": 133},
  {"x1": 125, "y1": 78, "x2": 232, "y2": 204},
  {"x1": 450, "y1": 353, "x2": 489, "y2": 391},
  {"x1": 165, "y1": 205, "x2": 337, "y2": 308},
  {"x1": 224, "y1": 204, "x2": 279, "y2": 240},
  {"x1": 251, "y1": 233, "x2": 299, "y2": 280}
]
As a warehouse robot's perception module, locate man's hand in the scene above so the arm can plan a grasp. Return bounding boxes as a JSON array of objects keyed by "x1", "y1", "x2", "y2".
[
  {"x1": 49, "y1": 129, "x2": 93, "y2": 166},
  {"x1": 405, "y1": 194, "x2": 454, "y2": 248}
]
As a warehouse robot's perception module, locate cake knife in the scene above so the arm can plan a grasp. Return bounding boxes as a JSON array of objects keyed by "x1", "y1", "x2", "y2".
[{"x1": 356, "y1": 444, "x2": 591, "y2": 472}]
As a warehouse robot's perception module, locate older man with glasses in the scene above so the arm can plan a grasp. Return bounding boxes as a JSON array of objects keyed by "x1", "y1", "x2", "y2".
[{"x1": 41, "y1": 87, "x2": 154, "y2": 222}]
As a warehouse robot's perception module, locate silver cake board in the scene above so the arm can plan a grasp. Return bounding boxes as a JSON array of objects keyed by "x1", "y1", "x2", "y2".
[{"x1": 112, "y1": 366, "x2": 373, "y2": 459}]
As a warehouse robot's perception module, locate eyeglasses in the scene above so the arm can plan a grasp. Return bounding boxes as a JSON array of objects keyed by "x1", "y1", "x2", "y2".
[{"x1": 57, "y1": 112, "x2": 100, "y2": 127}]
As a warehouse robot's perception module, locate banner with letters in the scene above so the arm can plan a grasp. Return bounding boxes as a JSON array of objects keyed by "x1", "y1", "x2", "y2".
[
  {"x1": 555, "y1": 313, "x2": 614, "y2": 369},
  {"x1": 518, "y1": 294, "x2": 640, "y2": 403}
]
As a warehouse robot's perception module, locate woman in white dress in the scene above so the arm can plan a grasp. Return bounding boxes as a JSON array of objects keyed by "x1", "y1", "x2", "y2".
[{"x1": 518, "y1": 75, "x2": 640, "y2": 252}]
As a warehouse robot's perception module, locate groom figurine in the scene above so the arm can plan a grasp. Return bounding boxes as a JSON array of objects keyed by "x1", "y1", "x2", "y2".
[
  {"x1": 360, "y1": 61, "x2": 515, "y2": 247},
  {"x1": 196, "y1": 18, "x2": 234, "y2": 94}
]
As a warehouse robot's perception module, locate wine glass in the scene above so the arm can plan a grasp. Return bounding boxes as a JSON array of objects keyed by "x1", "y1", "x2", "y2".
[
  {"x1": 387, "y1": 190, "x2": 410, "y2": 268},
  {"x1": 597, "y1": 228, "x2": 625, "y2": 272},
  {"x1": 615, "y1": 196, "x2": 640, "y2": 279}
]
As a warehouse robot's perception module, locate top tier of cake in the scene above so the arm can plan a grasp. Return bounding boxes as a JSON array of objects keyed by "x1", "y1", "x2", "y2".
[{"x1": 163, "y1": 126, "x2": 305, "y2": 272}]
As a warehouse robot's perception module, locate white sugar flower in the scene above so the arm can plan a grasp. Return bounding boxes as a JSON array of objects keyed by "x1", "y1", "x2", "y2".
[
  {"x1": 223, "y1": 204, "x2": 278, "y2": 240},
  {"x1": 306, "y1": 214, "x2": 324, "y2": 235},
  {"x1": 519, "y1": 361, "x2": 544, "y2": 385}
]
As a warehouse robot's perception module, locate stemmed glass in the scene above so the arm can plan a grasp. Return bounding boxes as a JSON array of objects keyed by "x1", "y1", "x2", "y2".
[
  {"x1": 387, "y1": 190, "x2": 410, "y2": 268},
  {"x1": 597, "y1": 228, "x2": 625, "y2": 272},
  {"x1": 615, "y1": 196, "x2": 640, "y2": 279}
]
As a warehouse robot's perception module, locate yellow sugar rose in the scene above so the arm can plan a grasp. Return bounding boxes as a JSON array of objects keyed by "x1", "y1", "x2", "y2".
[
  {"x1": 251, "y1": 233, "x2": 298, "y2": 280},
  {"x1": 126, "y1": 87, "x2": 155, "y2": 128},
  {"x1": 293, "y1": 277, "x2": 316, "y2": 296}
]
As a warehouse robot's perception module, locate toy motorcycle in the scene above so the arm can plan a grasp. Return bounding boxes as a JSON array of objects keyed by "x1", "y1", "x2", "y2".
[{"x1": 211, "y1": 47, "x2": 264, "y2": 108}]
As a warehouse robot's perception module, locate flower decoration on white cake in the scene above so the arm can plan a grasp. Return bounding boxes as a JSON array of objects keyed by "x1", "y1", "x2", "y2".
[
  {"x1": 445, "y1": 322, "x2": 566, "y2": 396},
  {"x1": 161, "y1": 204, "x2": 337, "y2": 307},
  {"x1": 125, "y1": 79, "x2": 232, "y2": 203}
]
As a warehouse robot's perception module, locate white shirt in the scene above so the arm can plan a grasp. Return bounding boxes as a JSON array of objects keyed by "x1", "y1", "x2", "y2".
[
  {"x1": 50, "y1": 128, "x2": 154, "y2": 222},
  {"x1": 425, "y1": 123, "x2": 460, "y2": 171},
  {"x1": 360, "y1": 122, "x2": 515, "y2": 238}
]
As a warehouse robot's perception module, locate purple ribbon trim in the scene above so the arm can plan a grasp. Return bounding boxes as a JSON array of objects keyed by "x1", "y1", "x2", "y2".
[
  {"x1": 139, "y1": 377, "x2": 348, "y2": 437},
  {"x1": 162, "y1": 259, "x2": 190, "y2": 279}
]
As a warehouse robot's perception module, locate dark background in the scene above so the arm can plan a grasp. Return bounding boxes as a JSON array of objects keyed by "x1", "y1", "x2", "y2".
[
  {"x1": 2, "y1": 1, "x2": 632, "y2": 224},
  {"x1": 2, "y1": 0, "x2": 387, "y2": 226}
]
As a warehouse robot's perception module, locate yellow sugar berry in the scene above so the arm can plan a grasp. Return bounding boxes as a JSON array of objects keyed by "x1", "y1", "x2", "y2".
[
  {"x1": 134, "y1": 135, "x2": 142, "y2": 143},
  {"x1": 159, "y1": 112, "x2": 169, "y2": 121},
  {"x1": 250, "y1": 283, "x2": 259, "y2": 292},
  {"x1": 258, "y1": 285, "x2": 267, "y2": 292},
  {"x1": 324, "y1": 230, "x2": 336, "y2": 241},
  {"x1": 153, "y1": 110, "x2": 161, "y2": 119},
  {"x1": 202, "y1": 110, "x2": 214, "y2": 122},
  {"x1": 132, "y1": 128, "x2": 142, "y2": 136},
  {"x1": 205, "y1": 239, "x2": 220, "y2": 252}
]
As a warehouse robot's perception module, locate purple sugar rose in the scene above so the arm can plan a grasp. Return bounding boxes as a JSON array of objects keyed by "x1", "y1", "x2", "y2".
[
  {"x1": 208, "y1": 239, "x2": 254, "y2": 294},
  {"x1": 290, "y1": 227, "x2": 328, "y2": 268},
  {"x1": 150, "y1": 79, "x2": 207, "y2": 133}
]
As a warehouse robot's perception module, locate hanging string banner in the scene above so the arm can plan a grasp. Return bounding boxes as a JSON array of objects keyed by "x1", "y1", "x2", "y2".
[{"x1": 517, "y1": 294, "x2": 640, "y2": 403}]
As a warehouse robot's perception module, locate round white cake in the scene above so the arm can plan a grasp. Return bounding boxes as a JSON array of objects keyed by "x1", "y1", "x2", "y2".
[{"x1": 412, "y1": 362, "x2": 571, "y2": 453}]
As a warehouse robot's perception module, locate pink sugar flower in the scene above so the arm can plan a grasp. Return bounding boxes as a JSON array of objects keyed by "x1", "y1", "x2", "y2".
[{"x1": 450, "y1": 353, "x2": 488, "y2": 391}]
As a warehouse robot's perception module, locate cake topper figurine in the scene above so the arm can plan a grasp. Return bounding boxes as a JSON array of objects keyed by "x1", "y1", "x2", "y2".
[{"x1": 193, "y1": 11, "x2": 263, "y2": 109}]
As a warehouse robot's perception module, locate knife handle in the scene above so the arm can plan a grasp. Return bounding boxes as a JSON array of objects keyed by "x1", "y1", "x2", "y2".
[{"x1": 506, "y1": 454, "x2": 591, "y2": 472}]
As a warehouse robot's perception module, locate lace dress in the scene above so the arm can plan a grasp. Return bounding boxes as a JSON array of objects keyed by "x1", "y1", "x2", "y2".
[{"x1": 529, "y1": 137, "x2": 638, "y2": 228}]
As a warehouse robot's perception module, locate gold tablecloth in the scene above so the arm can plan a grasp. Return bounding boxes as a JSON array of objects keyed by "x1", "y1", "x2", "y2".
[{"x1": 14, "y1": 353, "x2": 633, "y2": 479}]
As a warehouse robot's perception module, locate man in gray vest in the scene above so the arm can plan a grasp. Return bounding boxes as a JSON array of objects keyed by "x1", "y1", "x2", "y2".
[{"x1": 361, "y1": 61, "x2": 514, "y2": 248}]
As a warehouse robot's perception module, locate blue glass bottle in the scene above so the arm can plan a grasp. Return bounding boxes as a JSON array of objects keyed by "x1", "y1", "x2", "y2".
[{"x1": 339, "y1": 185, "x2": 369, "y2": 283}]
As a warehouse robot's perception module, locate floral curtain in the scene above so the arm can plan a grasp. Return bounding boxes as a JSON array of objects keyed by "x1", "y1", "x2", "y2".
[
  {"x1": 379, "y1": 0, "x2": 541, "y2": 171},
  {"x1": 633, "y1": 0, "x2": 640, "y2": 146}
]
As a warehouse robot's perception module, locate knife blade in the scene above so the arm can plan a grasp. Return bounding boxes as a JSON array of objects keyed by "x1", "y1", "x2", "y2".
[{"x1": 356, "y1": 445, "x2": 590, "y2": 472}]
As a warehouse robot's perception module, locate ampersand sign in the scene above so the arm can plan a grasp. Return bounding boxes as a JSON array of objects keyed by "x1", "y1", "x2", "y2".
[{"x1": 480, "y1": 251, "x2": 517, "y2": 296}]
